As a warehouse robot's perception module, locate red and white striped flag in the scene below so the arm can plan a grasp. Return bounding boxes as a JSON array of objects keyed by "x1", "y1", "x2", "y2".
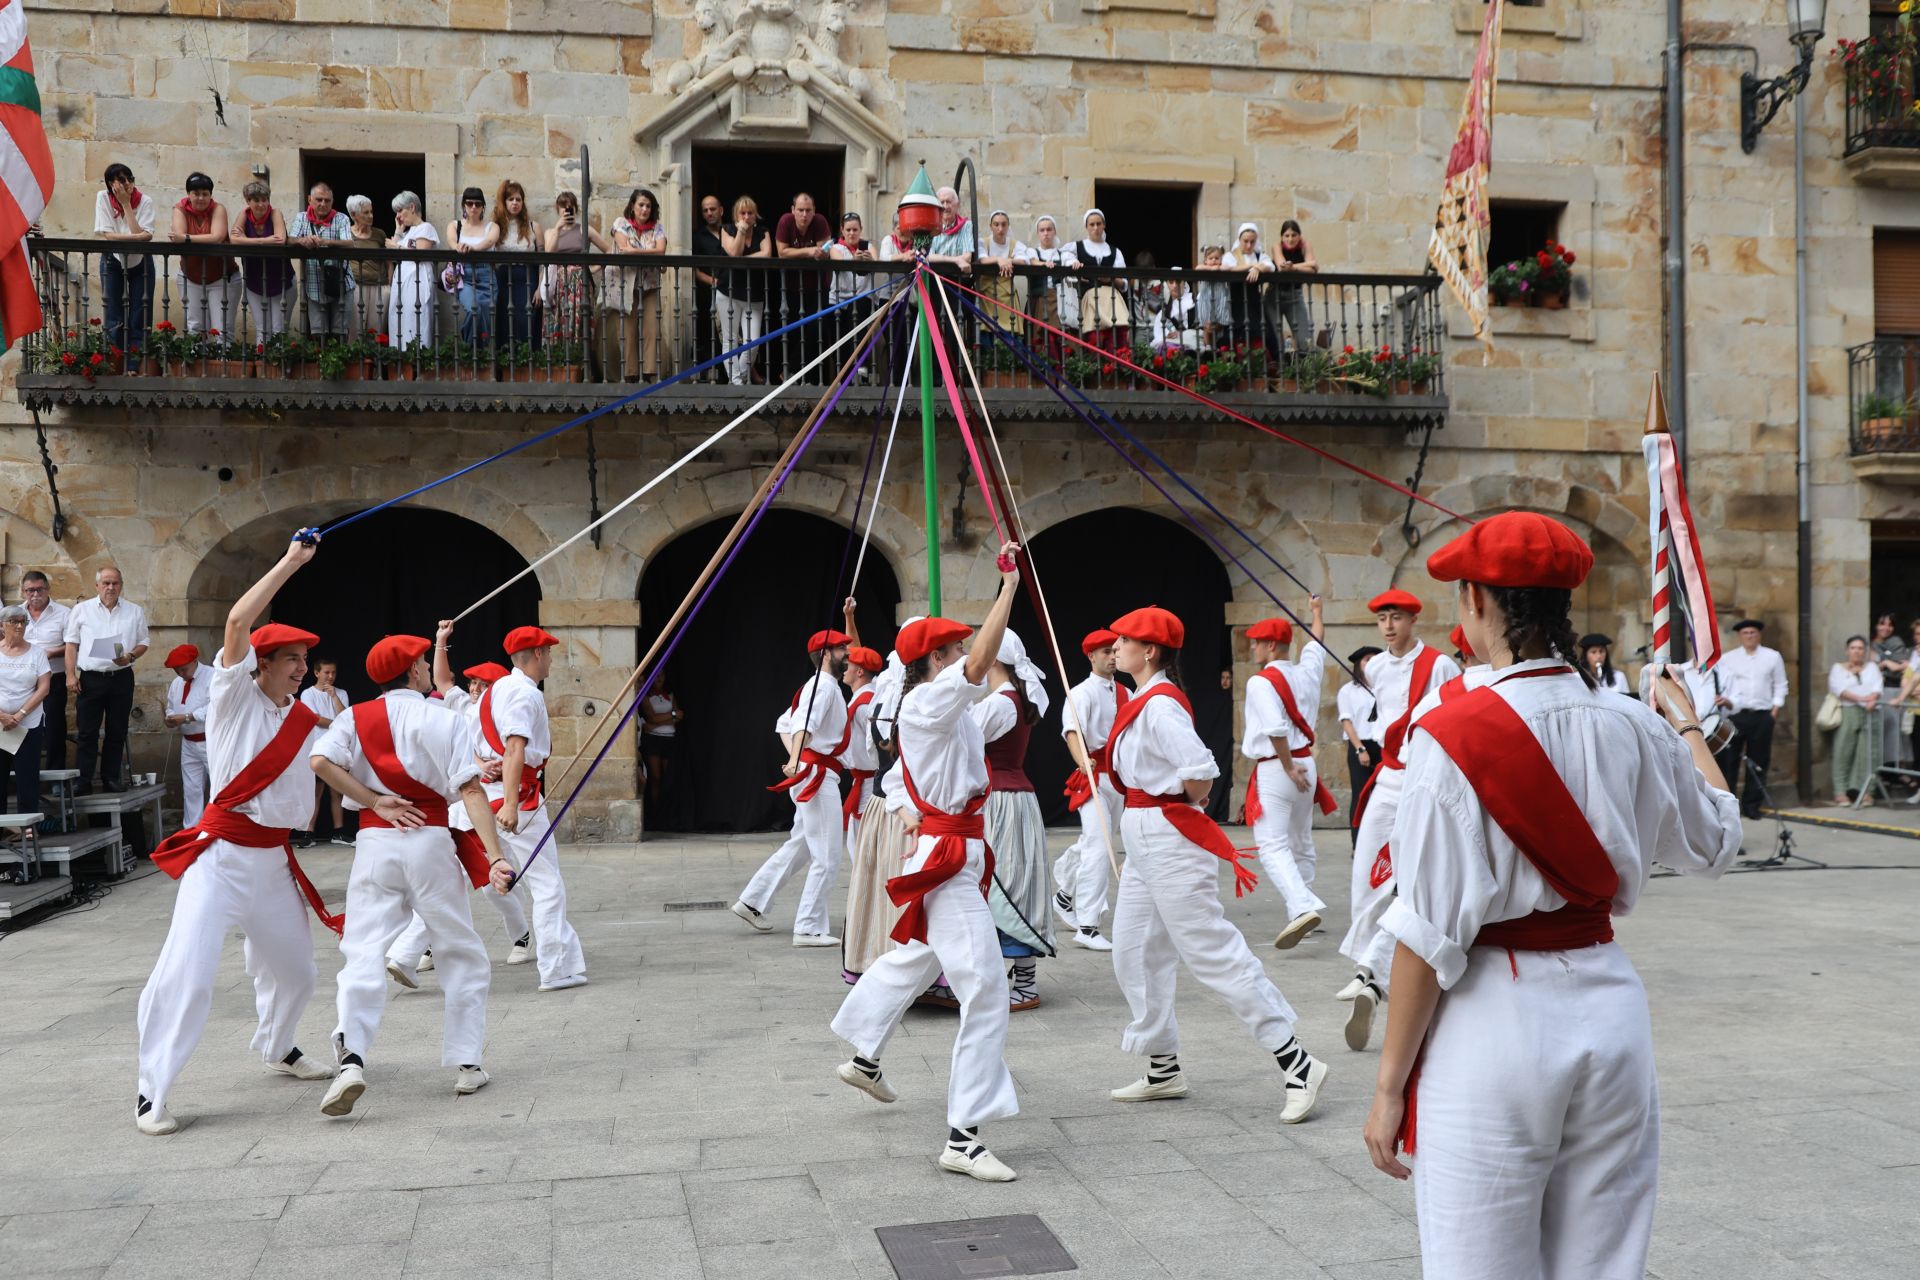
[
  {"x1": 1643, "y1": 377, "x2": 1720, "y2": 673},
  {"x1": 0, "y1": 0, "x2": 52, "y2": 347}
]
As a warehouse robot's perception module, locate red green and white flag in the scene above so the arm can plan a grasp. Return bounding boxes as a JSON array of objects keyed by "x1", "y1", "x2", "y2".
[
  {"x1": 0, "y1": 0, "x2": 52, "y2": 347},
  {"x1": 1426, "y1": 0, "x2": 1502, "y2": 355}
]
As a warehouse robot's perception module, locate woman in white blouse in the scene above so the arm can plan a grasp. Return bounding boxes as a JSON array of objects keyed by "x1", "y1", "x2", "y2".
[
  {"x1": 386, "y1": 192, "x2": 439, "y2": 350},
  {"x1": 0, "y1": 605, "x2": 52, "y2": 823},
  {"x1": 1829, "y1": 634, "x2": 1881, "y2": 805}
]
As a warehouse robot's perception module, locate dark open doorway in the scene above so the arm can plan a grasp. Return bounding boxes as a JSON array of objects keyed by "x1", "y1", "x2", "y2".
[
  {"x1": 1009, "y1": 508, "x2": 1233, "y2": 825},
  {"x1": 638, "y1": 508, "x2": 901, "y2": 833},
  {"x1": 300, "y1": 151, "x2": 428, "y2": 233},
  {"x1": 1091, "y1": 180, "x2": 1199, "y2": 270},
  {"x1": 691, "y1": 144, "x2": 848, "y2": 230},
  {"x1": 268, "y1": 506, "x2": 541, "y2": 707}
]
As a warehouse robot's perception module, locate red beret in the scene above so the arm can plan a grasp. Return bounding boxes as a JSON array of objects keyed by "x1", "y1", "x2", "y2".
[
  {"x1": 1247, "y1": 618, "x2": 1293, "y2": 647},
  {"x1": 896, "y1": 617, "x2": 971, "y2": 665},
  {"x1": 504, "y1": 625, "x2": 562, "y2": 655},
  {"x1": 807, "y1": 629, "x2": 853, "y2": 653},
  {"x1": 1425, "y1": 511, "x2": 1594, "y2": 590},
  {"x1": 1080, "y1": 629, "x2": 1118, "y2": 654},
  {"x1": 250, "y1": 623, "x2": 319, "y2": 660},
  {"x1": 1449, "y1": 624, "x2": 1475, "y2": 661},
  {"x1": 1368, "y1": 589, "x2": 1423, "y2": 616},
  {"x1": 463, "y1": 661, "x2": 511, "y2": 684},
  {"x1": 367, "y1": 634, "x2": 431, "y2": 683},
  {"x1": 1111, "y1": 606, "x2": 1185, "y2": 649},
  {"x1": 847, "y1": 645, "x2": 884, "y2": 673},
  {"x1": 164, "y1": 644, "x2": 200, "y2": 669}
]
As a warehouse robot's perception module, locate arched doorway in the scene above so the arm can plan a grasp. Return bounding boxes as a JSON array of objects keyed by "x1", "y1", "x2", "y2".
[
  {"x1": 638, "y1": 508, "x2": 902, "y2": 833},
  {"x1": 1011, "y1": 509, "x2": 1234, "y2": 825},
  {"x1": 191, "y1": 506, "x2": 542, "y2": 707}
]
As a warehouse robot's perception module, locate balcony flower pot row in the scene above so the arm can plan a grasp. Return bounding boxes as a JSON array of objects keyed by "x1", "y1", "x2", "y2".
[{"x1": 1488, "y1": 240, "x2": 1575, "y2": 309}]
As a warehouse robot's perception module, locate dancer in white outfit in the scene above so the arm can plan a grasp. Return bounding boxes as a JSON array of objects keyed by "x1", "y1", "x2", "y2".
[
  {"x1": 734, "y1": 627, "x2": 853, "y2": 946},
  {"x1": 1103, "y1": 605, "x2": 1327, "y2": 1122},
  {"x1": 1240, "y1": 597, "x2": 1334, "y2": 948},
  {"x1": 134, "y1": 539, "x2": 337, "y2": 1135},
  {"x1": 161, "y1": 644, "x2": 212, "y2": 830},
  {"x1": 841, "y1": 643, "x2": 883, "y2": 860},
  {"x1": 310, "y1": 633, "x2": 517, "y2": 1116},
  {"x1": 1362, "y1": 512, "x2": 1740, "y2": 1280},
  {"x1": 1052, "y1": 628, "x2": 1126, "y2": 952},
  {"x1": 831, "y1": 544, "x2": 1024, "y2": 1183},
  {"x1": 1340, "y1": 588, "x2": 1461, "y2": 1051}
]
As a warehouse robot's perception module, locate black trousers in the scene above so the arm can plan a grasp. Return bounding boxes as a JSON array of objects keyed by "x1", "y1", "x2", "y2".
[
  {"x1": 75, "y1": 667, "x2": 134, "y2": 788},
  {"x1": 693, "y1": 283, "x2": 716, "y2": 379},
  {"x1": 1347, "y1": 740, "x2": 1380, "y2": 846},
  {"x1": 41, "y1": 670, "x2": 67, "y2": 770},
  {"x1": 1716, "y1": 710, "x2": 1775, "y2": 815}
]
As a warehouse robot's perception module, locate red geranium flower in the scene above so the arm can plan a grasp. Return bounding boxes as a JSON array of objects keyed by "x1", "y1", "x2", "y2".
[
  {"x1": 88, "y1": 317, "x2": 102, "y2": 325},
  {"x1": 1375, "y1": 351, "x2": 1391, "y2": 363},
  {"x1": 1101, "y1": 362, "x2": 1115, "y2": 375},
  {"x1": 1343, "y1": 344, "x2": 1355, "y2": 355},
  {"x1": 255, "y1": 343, "x2": 265, "y2": 354},
  {"x1": 1537, "y1": 251, "x2": 1554, "y2": 269},
  {"x1": 60, "y1": 352, "x2": 75, "y2": 366},
  {"x1": 1152, "y1": 354, "x2": 1164, "y2": 368},
  {"x1": 208, "y1": 328, "x2": 221, "y2": 338},
  {"x1": 110, "y1": 345, "x2": 123, "y2": 358},
  {"x1": 1562, "y1": 249, "x2": 1575, "y2": 265},
  {"x1": 1197, "y1": 363, "x2": 1211, "y2": 377},
  {"x1": 376, "y1": 333, "x2": 389, "y2": 346},
  {"x1": 89, "y1": 352, "x2": 104, "y2": 365},
  {"x1": 156, "y1": 320, "x2": 175, "y2": 333}
]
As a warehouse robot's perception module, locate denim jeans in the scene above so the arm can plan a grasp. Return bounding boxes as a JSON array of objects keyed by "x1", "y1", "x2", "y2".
[
  {"x1": 457, "y1": 262, "x2": 497, "y2": 346},
  {"x1": 101, "y1": 256, "x2": 154, "y2": 356}
]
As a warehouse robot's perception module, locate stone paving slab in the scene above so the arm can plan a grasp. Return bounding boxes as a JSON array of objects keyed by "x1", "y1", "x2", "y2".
[{"x1": 0, "y1": 821, "x2": 1915, "y2": 1279}]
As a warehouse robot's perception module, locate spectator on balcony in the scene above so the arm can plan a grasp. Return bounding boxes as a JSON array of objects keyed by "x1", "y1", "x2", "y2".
[
  {"x1": 291, "y1": 182, "x2": 355, "y2": 340},
  {"x1": 692, "y1": 194, "x2": 726, "y2": 379},
  {"x1": 167, "y1": 172, "x2": 238, "y2": 339},
  {"x1": 717, "y1": 194, "x2": 772, "y2": 386},
  {"x1": 775, "y1": 191, "x2": 832, "y2": 381},
  {"x1": 878, "y1": 209, "x2": 912, "y2": 262},
  {"x1": 1267, "y1": 218, "x2": 1319, "y2": 360},
  {"x1": 1222, "y1": 223, "x2": 1273, "y2": 355},
  {"x1": 977, "y1": 209, "x2": 1018, "y2": 335},
  {"x1": 343, "y1": 195, "x2": 388, "y2": 338},
  {"x1": 94, "y1": 163, "x2": 155, "y2": 365},
  {"x1": 541, "y1": 191, "x2": 609, "y2": 354},
  {"x1": 386, "y1": 191, "x2": 439, "y2": 351},
  {"x1": 827, "y1": 211, "x2": 875, "y2": 373},
  {"x1": 1072, "y1": 208, "x2": 1129, "y2": 355},
  {"x1": 606, "y1": 188, "x2": 667, "y2": 383},
  {"x1": 493, "y1": 180, "x2": 541, "y2": 356},
  {"x1": 444, "y1": 187, "x2": 500, "y2": 351},
  {"x1": 1014, "y1": 214, "x2": 1076, "y2": 362},
  {"x1": 232, "y1": 181, "x2": 294, "y2": 341},
  {"x1": 1130, "y1": 250, "x2": 1173, "y2": 352},
  {"x1": 1191, "y1": 243, "x2": 1232, "y2": 350},
  {"x1": 928, "y1": 186, "x2": 974, "y2": 270}
]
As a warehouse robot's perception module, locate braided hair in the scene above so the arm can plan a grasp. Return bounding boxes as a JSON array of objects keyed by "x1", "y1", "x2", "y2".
[{"x1": 1482, "y1": 585, "x2": 1595, "y2": 690}]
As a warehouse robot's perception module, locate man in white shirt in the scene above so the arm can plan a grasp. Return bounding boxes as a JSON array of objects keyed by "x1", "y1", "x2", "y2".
[
  {"x1": 162, "y1": 644, "x2": 213, "y2": 829},
  {"x1": 1241, "y1": 598, "x2": 1332, "y2": 950},
  {"x1": 299, "y1": 657, "x2": 352, "y2": 846},
  {"x1": 1336, "y1": 644, "x2": 1383, "y2": 839},
  {"x1": 1711, "y1": 619, "x2": 1789, "y2": 819},
  {"x1": 1053, "y1": 628, "x2": 1125, "y2": 952},
  {"x1": 18, "y1": 571, "x2": 71, "y2": 769},
  {"x1": 64, "y1": 565, "x2": 149, "y2": 794}
]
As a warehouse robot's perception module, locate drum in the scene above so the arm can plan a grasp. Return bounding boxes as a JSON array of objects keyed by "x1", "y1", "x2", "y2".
[{"x1": 1698, "y1": 710, "x2": 1739, "y2": 753}]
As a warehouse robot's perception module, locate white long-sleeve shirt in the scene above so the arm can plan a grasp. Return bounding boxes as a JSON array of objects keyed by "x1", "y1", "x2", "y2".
[
  {"x1": 1110, "y1": 672, "x2": 1218, "y2": 796},
  {"x1": 1241, "y1": 643, "x2": 1327, "y2": 758},
  {"x1": 1382, "y1": 659, "x2": 1741, "y2": 989},
  {"x1": 311, "y1": 689, "x2": 482, "y2": 810},
  {"x1": 1337, "y1": 680, "x2": 1376, "y2": 743},
  {"x1": 165, "y1": 663, "x2": 214, "y2": 736},
  {"x1": 1061, "y1": 672, "x2": 1122, "y2": 753},
  {"x1": 1362, "y1": 640, "x2": 1461, "y2": 735},
  {"x1": 882, "y1": 661, "x2": 991, "y2": 815},
  {"x1": 1715, "y1": 644, "x2": 1788, "y2": 712}
]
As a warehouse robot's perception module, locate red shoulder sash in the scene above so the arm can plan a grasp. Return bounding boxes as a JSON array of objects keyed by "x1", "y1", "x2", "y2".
[{"x1": 479, "y1": 681, "x2": 543, "y2": 812}]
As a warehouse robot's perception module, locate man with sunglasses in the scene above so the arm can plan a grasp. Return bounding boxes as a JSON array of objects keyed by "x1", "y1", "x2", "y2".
[{"x1": 16, "y1": 572, "x2": 69, "y2": 769}]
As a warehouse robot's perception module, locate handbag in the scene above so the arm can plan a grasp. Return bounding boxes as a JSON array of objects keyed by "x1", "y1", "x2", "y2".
[{"x1": 1816, "y1": 693, "x2": 1844, "y2": 732}]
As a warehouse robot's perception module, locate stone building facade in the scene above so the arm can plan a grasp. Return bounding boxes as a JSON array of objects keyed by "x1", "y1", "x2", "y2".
[{"x1": 0, "y1": 0, "x2": 1897, "y2": 830}]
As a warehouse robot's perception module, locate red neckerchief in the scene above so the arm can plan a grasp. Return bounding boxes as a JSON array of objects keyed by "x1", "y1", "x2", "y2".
[
  {"x1": 108, "y1": 188, "x2": 144, "y2": 218},
  {"x1": 180, "y1": 672, "x2": 194, "y2": 702},
  {"x1": 479, "y1": 681, "x2": 543, "y2": 812},
  {"x1": 1110, "y1": 682, "x2": 1259, "y2": 896},
  {"x1": 149, "y1": 697, "x2": 341, "y2": 934},
  {"x1": 885, "y1": 753, "x2": 993, "y2": 945},
  {"x1": 353, "y1": 699, "x2": 492, "y2": 889}
]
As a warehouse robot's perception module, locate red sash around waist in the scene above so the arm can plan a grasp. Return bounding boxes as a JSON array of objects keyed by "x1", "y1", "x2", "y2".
[
  {"x1": 841, "y1": 768, "x2": 876, "y2": 830},
  {"x1": 885, "y1": 759, "x2": 993, "y2": 945},
  {"x1": 1124, "y1": 788, "x2": 1259, "y2": 897},
  {"x1": 1243, "y1": 749, "x2": 1338, "y2": 824},
  {"x1": 355, "y1": 700, "x2": 492, "y2": 890},
  {"x1": 1351, "y1": 645, "x2": 1446, "y2": 831},
  {"x1": 480, "y1": 683, "x2": 544, "y2": 812},
  {"x1": 184, "y1": 733, "x2": 206, "y2": 742},
  {"x1": 768, "y1": 746, "x2": 847, "y2": 803}
]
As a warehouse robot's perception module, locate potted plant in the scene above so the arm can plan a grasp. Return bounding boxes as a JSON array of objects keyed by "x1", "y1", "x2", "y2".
[
  {"x1": 495, "y1": 339, "x2": 536, "y2": 383},
  {"x1": 261, "y1": 329, "x2": 307, "y2": 378},
  {"x1": 315, "y1": 334, "x2": 371, "y2": 381},
  {"x1": 1061, "y1": 351, "x2": 1103, "y2": 389},
  {"x1": 1488, "y1": 258, "x2": 1538, "y2": 307},
  {"x1": 1394, "y1": 347, "x2": 1442, "y2": 394},
  {"x1": 1857, "y1": 390, "x2": 1911, "y2": 446},
  {"x1": 1284, "y1": 347, "x2": 1333, "y2": 393},
  {"x1": 147, "y1": 320, "x2": 192, "y2": 374},
  {"x1": 34, "y1": 320, "x2": 116, "y2": 381},
  {"x1": 978, "y1": 342, "x2": 1020, "y2": 389},
  {"x1": 537, "y1": 339, "x2": 586, "y2": 383},
  {"x1": 1534, "y1": 240, "x2": 1575, "y2": 309}
]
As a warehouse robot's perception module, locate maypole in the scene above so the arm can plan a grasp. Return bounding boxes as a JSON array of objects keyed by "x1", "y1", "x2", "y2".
[{"x1": 899, "y1": 162, "x2": 944, "y2": 611}]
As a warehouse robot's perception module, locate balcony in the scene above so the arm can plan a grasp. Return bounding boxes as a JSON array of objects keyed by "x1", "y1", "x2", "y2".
[
  {"x1": 1848, "y1": 338, "x2": 1920, "y2": 476},
  {"x1": 1842, "y1": 41, "x2": 1920, "y2": 185},
  {"x1": 18, "y1": 238, "x2": 1447, "y2": 429}
]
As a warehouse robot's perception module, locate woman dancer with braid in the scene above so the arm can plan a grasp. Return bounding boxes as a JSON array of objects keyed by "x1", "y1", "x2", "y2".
[{"x1": 974, "y1": 629, "x2": 1055, "y2": 1010}]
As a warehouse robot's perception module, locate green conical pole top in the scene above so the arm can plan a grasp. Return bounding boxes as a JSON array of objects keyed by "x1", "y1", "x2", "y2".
[{"x1": 904, "y1": 163, "x2": 936, "y2": 200}]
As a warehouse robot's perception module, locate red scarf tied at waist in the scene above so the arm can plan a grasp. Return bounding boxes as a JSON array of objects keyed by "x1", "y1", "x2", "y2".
[
  {"x1": 353, "y1": 700, "x2": 493, "y2": 889},
  {"x1": 479, "y1": 683, "x2": 544, "y2": 813},
  {"x1": 885, "y1": 759, "x2": 994, "y2": 945},
  {"x1": 1110, "y1": 683, "x2": 1259, "y2": 897},
  {"x1": 1062, "y1": 681, "x2": 1129, "y2": 811},
  {"x1": 1352, "y1": 645, "x2": 1445, "y2": 831},
  {"x1": 150, "y1": 699, "x2": 343, "y2": 935},
  {"x1": 769, "y1": 680, "x2": 854, "y2": 803}
]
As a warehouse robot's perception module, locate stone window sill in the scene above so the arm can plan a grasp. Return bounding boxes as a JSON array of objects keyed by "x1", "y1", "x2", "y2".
[
  {"x1": 1449, "y1": 303, "x2": 1594, "y2": 342},
  {"x1": 1453, "y1": 0, "x2": 1583, "y2": 40}
]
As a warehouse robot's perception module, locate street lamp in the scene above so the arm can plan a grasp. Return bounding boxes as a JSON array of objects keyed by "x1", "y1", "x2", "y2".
[{"x1": 1742, "y1": 0, "x2": 1827, "y2": 153}]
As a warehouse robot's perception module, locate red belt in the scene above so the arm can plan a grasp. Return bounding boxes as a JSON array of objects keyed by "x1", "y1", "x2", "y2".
[
  {"x1": 885, "y1": 809, "x2": 992, "y2": 945},
  {"x1": 841, "y1": 768, "x2": 875, "y2": 830},
  {"x1": 1123, "y1": 788, "x2": 1258, "y2": 896},
  {"x1": 184, "y1": 733, "x2": 206, "y2": 742},
  {"x1": 1243, "y1": 752, "x2": 1338, "y2": 824},
  {"x1": 359, "y1": 797, "x2": 493, "y2": 889},
  {"x1": 768, "y1": 748, "x2": 846, "y2": 804}
]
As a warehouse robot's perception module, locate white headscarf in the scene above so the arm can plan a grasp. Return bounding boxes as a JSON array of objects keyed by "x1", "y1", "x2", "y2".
[
  {"x1": 1082, "y1": 208, "x2": 1107, "y2": 243},
  {"x1": 996, "y1": 628, "x2": 1050, "y2": 718},
  {"x1": 986, "y1": 208, "x2": 1012, "y2": 253},
  {"x1": 1234, "y1": 221, "x2": 1263, "y2": 257}
]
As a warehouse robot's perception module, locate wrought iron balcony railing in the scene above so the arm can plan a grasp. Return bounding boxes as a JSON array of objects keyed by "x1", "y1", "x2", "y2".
[
  {"x1": 1843, "y1": 38, "x2": 1920, "y2": 157},
  {"x1": 1849, "y1": 338, "x2": 1920, "y2": 453},
  {"x1": 17, "y1": 237, "x2": 1446, "y2": 426}
]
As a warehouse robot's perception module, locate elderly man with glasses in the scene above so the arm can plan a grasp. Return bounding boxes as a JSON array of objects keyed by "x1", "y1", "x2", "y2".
[
  {"x1": 290, "y1": 181, "x2": 355, "y2": 339},
  {"x1": 17, "y1": 571, "x2": 70, "y2": 769}
]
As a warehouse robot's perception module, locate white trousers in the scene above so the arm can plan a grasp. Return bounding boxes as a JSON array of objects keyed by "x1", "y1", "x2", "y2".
[
  {"x1": 501, "y1": 803, "x2": 586, "y2": 985},
  {"x1": 1250, "y1": 756, "x2": 1327, "y2": 921},
  {"x1": 1052, "y1": 776, "x2": 1121, "y2": 928},
  {"x1": 1113, "y1": 808, "x2": 1298, "y2": 1057},
  {"x1": 178, "y1": 274, "x2": 239, "y2": 336},
  {"x1": 387, "y1": 884, "x2": 530, "y2": 968},
  {"x1": 1341, "y1": 764, "x2": 1401, "y2": 981},
  {"x1": 830, "y1": 836, "x2": 1018, "y2": 1129},
  {"x1": 135, "y1": 840, "x2": 317, "y2": 1111},
  {"x1": 713, "y1": 292, "x2": 763, "y2": 384},
  {"x1": 741, "y1": 782, "x2": 844, "y2": 937},
  {"x1": 332, "y1": 827, "x2": 490, "y2": 1067},
  {"x1": 1412, "y1": 942, "x2": 1658, "y2": 1280},
  {"x1": 178, "y1": 737, "x2": 208, "y2": 830}
]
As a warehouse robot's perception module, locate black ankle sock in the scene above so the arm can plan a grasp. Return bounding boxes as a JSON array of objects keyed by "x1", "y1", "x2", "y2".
[
  {"x1": 1147, "y1": 1052, "x2": 1180, "y2": 1084},
  {"x1": 851, "y1": 1055, "x2": 881, "y2": 1080},
  {"x1": 947, "y1": 1125, "x2": 984, "y2": 1158},
  {"x1": 459, "y1": 1064, "x2": 480, "y2": 1071},
  {"x1": 1273, "y1": 1038, "x2": 1310, "y2": 1081},
  {"x1": 136, "y1": 1094, "x2": 152, "y2": 1116},
  {"x1": 341, "y1": 1052, "x2": 364, "y2": 1068},
  {"x1": 514, "y1": 932, "x2": 531, "y2": 948},
  {"x1": 280, "y1": 1048, "x2": 302, "y2": 1066}
]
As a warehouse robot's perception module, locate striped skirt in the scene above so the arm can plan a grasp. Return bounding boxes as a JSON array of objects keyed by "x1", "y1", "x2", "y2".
[
  {"x1": 984, "y1": 788, "x2": 1055, "y2": 958},
  {"x1": 841, "y1": 793, "x2": 912, "y2": 980}
]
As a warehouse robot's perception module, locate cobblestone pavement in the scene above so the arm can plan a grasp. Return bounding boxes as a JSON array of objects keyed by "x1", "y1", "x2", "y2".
[{"x1": 1, "y1": 820, "x2": 1914, "y2": 1279}]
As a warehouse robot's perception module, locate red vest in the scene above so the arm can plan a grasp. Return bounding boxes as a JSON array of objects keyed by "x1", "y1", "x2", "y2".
[
  {"x1": 1109, "y1": 683, "x2": 1258, "y2": 897},
  {"x1": 984, "y1": 687, "x2": 1035, "y2": 793},
  {"x1": 352, "y1": 700, "x2": 493, "y2": 889}
]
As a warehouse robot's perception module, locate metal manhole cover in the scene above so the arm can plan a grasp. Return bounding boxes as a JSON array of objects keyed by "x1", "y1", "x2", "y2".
[
  {"x1": 662, "y1": 899, "x2": 729, "y2": 911},
  {"x1": 875, "y1": 1214, "x2": 1076, "y2": 1279}
]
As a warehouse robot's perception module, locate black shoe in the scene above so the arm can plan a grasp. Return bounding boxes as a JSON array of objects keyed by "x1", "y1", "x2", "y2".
[{"x1": 104, "y1": 780, "x2": 127, "y2": 793}]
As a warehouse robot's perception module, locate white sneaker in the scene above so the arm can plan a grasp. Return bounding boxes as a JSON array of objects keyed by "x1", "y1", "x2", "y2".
[
  {"x1": 505, "y1": 933, "x2": 533, "y2": 965},
  {"x1": 270, "y1": 1050, "x2": 336, "y2": 1081},
  {"x1": 1334, "y1": 970, "x2": 1372, "y2": 1002},
  {"x1": 792, "y1": 934, "x2": 840, "y2": 948},
  {"x1": 320, "y1": 1064, "x2": 366, "y2": 1117},
  {"x1": 539, "y1": 973, "x2": 589, "y2": 992},
  {"x1": 135, "y1": 1100, "x2": 178, "y2": 1135},
  {"x1": 455, "y1": 1066, "x2": 491, "y2": 1095},
  {"x1": 1345, "y1": 984, "x2": 1381, "y2": 1051},
  {"x1": 836, "y1": 1061, "x2": 898, "y2": 1104},
  {"x1": 385, "y1": 959, "x2": 419, "y2": 990},
  {"x1": 939, "y1": 1145, "x2": 1018, "y2": 1182},
  {"x1": 1110, "y1": 1075, "x2": 1189, "y2": 1102},
  {"x1": 1072, "y1": 927, "x2": 1114, "y2": 952},
  {"x1": 417, "y1": 950, "x2": 435, "y2": 973},
  {"x1": 1279, "y1": 1054, "x2": 1329, "y2": 1123},
  {"x1": 1274, "y1": 911, "x2": 1322, "y2": 951},
  {"x1": 731, "y1": 900, "x2": 773, "y2": 932},
  {"x1": 1052, "y1": 890, "x2": 1076, "y2": 927}
]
